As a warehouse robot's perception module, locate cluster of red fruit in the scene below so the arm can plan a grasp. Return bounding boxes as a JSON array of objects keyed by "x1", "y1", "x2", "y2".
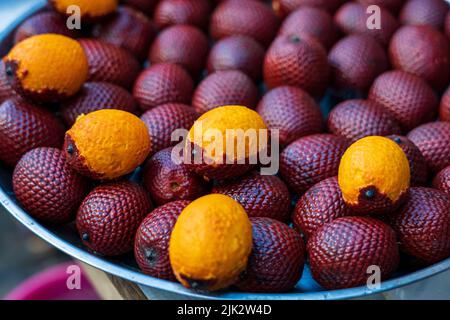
[{"x1": 0, "y1": 0, "x2": 449, "y2": 293}]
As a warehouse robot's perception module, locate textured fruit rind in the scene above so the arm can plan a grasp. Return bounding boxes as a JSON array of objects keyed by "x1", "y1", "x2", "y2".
[
  {"x1": 169, "y1": 194, "x2": 252, "y2": 291},
  {"x1": 433, "y1": 166, "x2": 450, "y2": 196},
  {"x1": 51, "y1": 0, "x2": 118, "y2": 19}
]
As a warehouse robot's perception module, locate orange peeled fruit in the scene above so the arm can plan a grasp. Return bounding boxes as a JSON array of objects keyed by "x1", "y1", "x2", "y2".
[
  {"x1": 50, "y1": 0, "x2": 118, "y2": 21},
  {"x1": 169, "y1": 194, "x2": 252, "y2": 291},
  {"x1": 64, "y1": 109, "x2": 150, "y2": 180},
  {"x1": 4, "y1": 34, "x2": 88, "y2": 102},
  {"x1": 338, "y1": 136, "x2": 410, "y2": 215}
]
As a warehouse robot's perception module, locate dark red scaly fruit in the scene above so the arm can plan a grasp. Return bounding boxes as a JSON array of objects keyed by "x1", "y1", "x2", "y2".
[
  {"x1": 133, "y1": 63, "x2": 194, "y2": 112},
  {"x1": 400, "y1": 0, "x2": 449, "y2": 30},
  {"x1": 154, "y1": 0, "x2": 212, "y2": 29},
  {"x1": 389, "y1": 25, "x2": 450, "y2": 91},
  {"x1": 272, "y1": 0, "x2": 345, "y2": 18},
  {"x1": 328, "y1": 35, "x2": 388, "y2": 94},
  {"x1": 149, "y1": 24, "x2": 209, "y2": 77},
  {"x1": 293, "y1": 176, "x2": 352, "y2": 238},
  {"x1": 140, "y1": 103, "x2": 198, "y2": 155},
  {"x1": 446, "y1": 11, "x2": 450, "y2": 38},
  {"x1": 308, "y1": 216, "x2": 399, "y2": 290},
  {"x1": 210, "y1": 0, "x2": 279, "y2": 47},
  {"x1": 212, "y1": 171, "x2": 291, "y2": 222},
  {"x1": 357, "y1": 0, "x2": 404, "y2": 14},
  {"x1": 79, "y1": 39, "x2": 141, "y2": 90},
  {"x1": 92, "y1": 6, "x2": 157, "y2": 62},
  {"x1": 192, "y1": 70, "x2": 258, "y2": 114},
  {"x1": 387, "y1": 135, "x2": 429, "y2": 187},
  {"x1": 0, "y1": 99, "x2": 65, "y2": 166},
  {"x1": 388, "y1": 187, "x2": 450, "y2": 265},
  {"x1": 0, "y1": 61, "x2": 14, "y2": 104},
  {"x1": 407, "y1": 121, "x2": 450, "y2": 173},
  {"x1": 280, "y1": 134, "x2": 349, "y2": 195},
  {"x1": 207, "y1": 35, "x2": 265, "y2": 82},
  {"x1": 61, "y1": 82, "x2": 137, "y2": 126},
  {"x1": 334, "y1": 2, "x2": 399, "y2": 47},
  {"x1": 122, "y1": 0, "x2": 159, "y2": 16},
  {"x1": 278, "y1": 6, "x2": 338, "y2": 50},
  {"x1": 439, "y1": 86, "x2": 450, "y2": 122},
  {"x1": 13, "y1": 147, "x2": 89, "y2": 225},
  {"x1": 368, "y1": 71, "x2": 438, "y2": 132},
  {"x1": 433, "y1": 166, "x2": 450, "y2": 195},
  {"x1": 235, "y1": 217, "x2": 305, "y2": 293},
  {"x1": 142, "y1": 147, "x2": 209, "y2": 205},
  {"x1": 264, "y1": 35, "x2": 330, "y2": 97},
  {"x1": 14, "y1": 11, "x2": 80, "y2": 44},
  {"x1": 328, "y1": 99, "x2": 401, "y2": 143},
  {"x1": 256, "y1": 86, "x2": 324, "y2": 147},
  {"x1": 134, "y1": 200, "x2": 190, "y2": 280},
  {"x1": 76, "y1": 182, "x2": 153, "y2": 256}
]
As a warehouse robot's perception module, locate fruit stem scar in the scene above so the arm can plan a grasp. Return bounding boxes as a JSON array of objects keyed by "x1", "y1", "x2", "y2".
[
  {"x1": 364, "y1": 188, "x2": 376, "y2": 199},
  {"x1": 289, "y1": 35, "x2": 301, "y2": 43}
]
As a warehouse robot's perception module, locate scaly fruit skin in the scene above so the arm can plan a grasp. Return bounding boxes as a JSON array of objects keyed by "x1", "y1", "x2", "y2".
[
  {"x1": 140, "y1": 103, "x2": 198, "y2": 155},
  {"x1": 192, "y1": 70, "x2": 258, "y2": 114},
  {"x1": 210, "y1": 0, "x2": 279, "y2": 47},
  {"x1": 149, "y1": 24, "x2": 209, "y2": 77},
  {"x1": 439, "y1": 87, "x2": 450, "y2": 122},
  {"x1": 212, "y1": 171, "x2": 291, "y2": 222},
  {"x1": 264, "y1": 35, "x2": 330, "y2": 98},
  {"x1": 0, "y1": 99, "x2": 64, "y2": 166},
  {"x1": 293, "y1": 176, "x2": 352, "y2": 238},
  {"x1": 77, "y1": 182, "x2": 152, "y2": 256},
  {"x1": 256, "y1": 86, "x2": 324, "y2": 147},
  {"x1": 407, "y1": 121, "x2": 450, "y2": 173},
  {"x1": 133, "y1": 63, "x2": 194, "y2": 112},
  {"x1": 273, "y1": 0, "x2": 344, "y2": 18},
  {"x1": 387, "y1": 135, "x2": 429, "y2": 187},
  {"x1": 92, "y1": 6, "x2": 156, "y2": 62},
  {"x1": 79, "y1": 39, "x2": 141, "y2": 90},
  {"x1": 236, "y1": 217, "x2": 305, "y2": 293},
  {"x1": 154, "y1": 0, "x2": 212, "y2": 29},
  {"x1": 134, "y1": 200, "x2": 191, "y2": 281},
  {"x1": 399, "y1": 0, "x2": 449, "y2": 30},
  {"x1": 446, "y1": 11, "x2": 450, "y2": 38},
  {"x1": 280, "y1": 134, "x2": 349, "y2": 195},
  {"x1": 14, "y1": 11, "x2": 80, "y2": 44},
  {"x1": 357, "y1": 0, "x2": 403, "y2": 14},
  {"x1": 328, "y1": 35, "x2": 388, "y2": 93},
  {"x1": 308, "y1": 216, "x2": 399, "y2": 290},
  {"x1": 328, "y1": 99, "x2": 401, "y2": 143},
  {"x1": 389, "y1": 25, "x2": 450, "y2": 91},
  {"x1": 388, "y1": 187, "x2": 450, "y2": 265},
  {"x1": 0, "y1": 61, "x2": 14, "y2": 104},
  {"x1": 61, "y1": 82, "x2": 137, "y2": 126},
  {"x1": 123, "y1": 0, "x2": 158, "y2": 16},
  {"x1": 13, "y1": 148, "x2": 89, "y2": 224},
  {"x1": 433, "y1": 166, "x2": 450, "y2": 195},
  {"x1": 278, "y1": 7, "x2": 338, "y2": 50},
  {"x1": 334, "y1": 2, "x2": 399, "y2": 47},
  {"x1": 207, "y1": 36, "x2": 265, "y2": 82},
  {"x1": 368, "y1": 71, "x2": 438, "y2": 132},
  {"x1": 142, "y1": 148, "x2": 209, "y2": 206}
]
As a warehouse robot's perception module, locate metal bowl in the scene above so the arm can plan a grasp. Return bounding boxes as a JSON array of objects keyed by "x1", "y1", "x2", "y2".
[{"x1": 0, "y1": 1, "x2": 449, "y2": 300}]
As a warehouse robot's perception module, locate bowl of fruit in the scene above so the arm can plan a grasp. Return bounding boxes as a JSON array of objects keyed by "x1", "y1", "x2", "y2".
[{"x1": 0, "y1": 0, "x2": 449, "y2": 300}]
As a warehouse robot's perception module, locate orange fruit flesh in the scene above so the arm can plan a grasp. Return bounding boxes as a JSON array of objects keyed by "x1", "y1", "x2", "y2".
[{"x1": 52, "y1": 0, "x2": 118, "y2": 18}]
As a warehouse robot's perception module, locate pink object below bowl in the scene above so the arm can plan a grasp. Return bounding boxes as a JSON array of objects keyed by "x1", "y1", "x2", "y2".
[{"x1": 4, "y1": 262, "x2": 100, "y2": 300}]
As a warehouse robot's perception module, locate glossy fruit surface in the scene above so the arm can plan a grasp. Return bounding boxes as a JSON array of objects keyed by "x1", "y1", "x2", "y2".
[
  {"x1": 133, "y1": 63, "x2": 194, "y2": 112},
  {"x1": 50, "y1": 0, "x2": 118, "y2": 21},
  {"x1": 192, "y1": 70, "x2": 258, "y2": 114},
  {"x1": 135, "y1": 200, "x2": 191, "y2": 280},
  {"x1": 154, "y1": 0, "x2": 212, "y2": 29},
  {"x1": 357, "y1": 0, "x2": 404, "y2": 13},
  {"x1": 4, "y1": 34, "x2": 88, "y2": 102},
  {"x1": 433, "y1": 166, "x2": 450, "y2": 195},
  {"x1": 169, "y1": 194, "x2": 252, "y2": 291},
  {"x1": 368, "y1": 71, "x2": 438, "y2": 132},
  {"x1": 327, "y1": 99, "x2": 401, "y2": 143},
  {"x1": 293, "y1": 176, "x2": 352, "y2": 238},
  {"x1": 77, "y1": 181, "x2": 152, "y2": 256},
  {"x1": 64, "y1": 109, "x2": 151, "y2": 180},
  {"x1": 399, "y1": 0, "x2": 449, "y2": 30},
  {"x1": 0, "y1": 98, "x2": 64, "y2": 166},
  {"x1": 61, "y1": 82, "x2": 137, "y2": 126},
  {"x1": 273, "y1": 0, "x2": 344, "y2": 18},
  {"x1": 212, "y1": 171, "x2": 291, "y2": 222},
  {"x1": 308, "y1": 216, "x2": 399, "y2": 290},
  {"x1": 439, "y1": 86, "x2": 450, "y2": 122},
  {"x1": 143, "y1": 147, "x2": 209, "y2": 205},
  {"x1": 388, "y1": 187, "x2": 450, "y2": 265},
  {"x1": 256, "y1": 86, "x2": 324, "y2": 147},
  {"x1": 264, "y1": 35, "x2": 330, "y2": 97},
  {"x1": 280, "y1": 134, "x2": 349, "y2": 195},
  {"x1": 236, "y1": 217, "x2": 305, "y2": 293},
  {"x1": 123, "y1": 0, "x2": 158, "y2": 16},
  {"x1": 338, "y1": 136, "x2": 410, "y2": 215},
  {"x1": 13, "y1": 147, "x2": 89, "y2": 224}
]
